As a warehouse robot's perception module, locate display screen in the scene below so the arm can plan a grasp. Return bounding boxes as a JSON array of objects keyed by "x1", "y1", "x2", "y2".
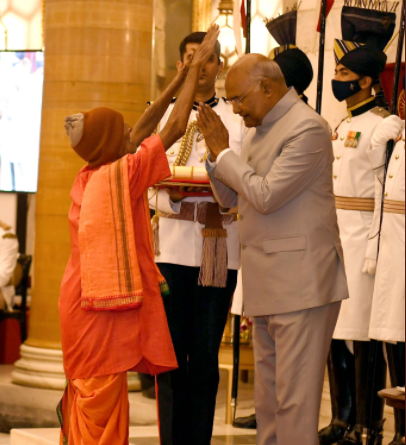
[{"x1": 0, "y1": 51, "x2": 44, "y2": 193}]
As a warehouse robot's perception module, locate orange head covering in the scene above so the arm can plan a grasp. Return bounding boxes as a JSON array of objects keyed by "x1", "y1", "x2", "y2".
[{"x1": 67, "y1": 107, "x2": 125, "y2": 169}]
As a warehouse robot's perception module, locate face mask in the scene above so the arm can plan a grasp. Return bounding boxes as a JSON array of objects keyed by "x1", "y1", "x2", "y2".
[{"x1": 332, "y1": 78, "x2": 363, "y2": 102}]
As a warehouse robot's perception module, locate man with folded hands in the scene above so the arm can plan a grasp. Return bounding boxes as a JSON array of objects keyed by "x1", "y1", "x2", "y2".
[{"x1": 199, "y1": 53, "x2": 348, "y2": 445}]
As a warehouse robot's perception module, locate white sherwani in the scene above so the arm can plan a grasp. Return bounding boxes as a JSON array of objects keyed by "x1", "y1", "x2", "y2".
[
  {"x1": 332, "y1": 102, "x2": 389, "y2": 341},
  {"x1": 367, "y1": 129, "x2": 405, "y2": 343},
  {"x1": 148, "y1": 98, "x2": 245, "y2": 270}
]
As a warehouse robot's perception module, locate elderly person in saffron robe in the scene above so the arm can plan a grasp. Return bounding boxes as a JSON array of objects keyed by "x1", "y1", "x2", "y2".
[{"x1": 58, "y1": 25, "x2": 220, "y2": 445}]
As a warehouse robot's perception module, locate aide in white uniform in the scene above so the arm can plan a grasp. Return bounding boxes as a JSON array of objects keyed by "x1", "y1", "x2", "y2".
[
  {"x1": 332, "y1": 99, "x2": 389, "y2": 341},
  {"x1": 149, "y1": 32, "x2": 245, "y2": 445},
  {"x1": 320, "y1": 26, "x2": 392, "y2": 444},
  {"x1": 367, "y1": 117, "x2": 405, "y2": 343},
  {"x1": 366, "y1": 114, "x2": 405, "y2": 445},
  {"x1": 149, "y1": 97, "x2": 244, "y2": 270},
  {"x1": 0, "y1": 220, "x2": 18, "y2": 312}
]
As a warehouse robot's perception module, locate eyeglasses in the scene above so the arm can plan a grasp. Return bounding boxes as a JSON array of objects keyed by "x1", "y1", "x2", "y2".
[{"x1": 224, "y1": 79, "x2": 262, "y2": 106}]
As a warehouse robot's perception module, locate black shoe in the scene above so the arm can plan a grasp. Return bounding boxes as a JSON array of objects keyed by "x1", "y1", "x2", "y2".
[
  {"x1": 337, "y1": 425, "x2": 365, "y2": 445},
  {"x1": 388, "y1": 440, "x2": 405, "y2": 445},
  {"x1": 337, "y1": 425, "x2": 384, "y2": 445},
  {"x1": 319, "y1": 421, "x2": 348, "y2": 444},
  {"x1": 233, "y1": 414, "x2": 257, "y2": 430}
]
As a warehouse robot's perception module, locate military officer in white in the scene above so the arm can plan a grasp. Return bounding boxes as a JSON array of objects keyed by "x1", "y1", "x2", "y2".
[
  {"x1": 319, "y1": 5, "x2": 396, "y2": 445},
  {"x1": 148, "y1": 31, "x2": 245, "y2": 445},
  {"x1": 0, "y1": 220, "x2": 18, "y2": 312},
  {"x1": 367, "y1": 114, "x2": 405, "y2": 445}
]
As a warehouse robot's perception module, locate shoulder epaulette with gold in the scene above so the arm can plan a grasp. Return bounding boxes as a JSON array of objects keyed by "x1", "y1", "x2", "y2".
[
  {"x1": 0, "y1": 220, "x2": 11, "y2": 231},
  {"x1": 2, "y1": 233, "x2": 17, "y2": 240},
  {"x1": 370, "y1": 107, "x2": 391, "y2": 119}
]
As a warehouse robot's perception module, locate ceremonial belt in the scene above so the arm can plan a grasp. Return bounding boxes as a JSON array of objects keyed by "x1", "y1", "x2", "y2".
[
  {"x1": 157, "y1": 201, "x2": 237, "y2": 225},
  {"x1": 383, "y1": 199, "x2": 405, "y2": 215},
  {"x1": 335, "y1": 196, "x2": 375, "y2": 212}
]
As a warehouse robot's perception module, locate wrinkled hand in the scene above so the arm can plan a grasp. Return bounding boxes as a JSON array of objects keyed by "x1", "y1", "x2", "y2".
[
  {"x1": 362, "y1": 258, "x2": 377, "y2": 276},
  {"x1": 177, "y1": 54, "x2": 194, "y2": 80},
  {"x1": 191, "y1": 24, "x2": 220, "y2": 69},
  {"x1": 371, "y1": 115, "x2": 405, "y2": 148},
  {"x1": 166, "y1": 187, "x2": 185, "y2": 203},
  {"x1": 166, "y1": 186, "x2": 202, "y2": 203},
  {"x1": 196, "y1": 104, "x2": 230, "y2": 161}
]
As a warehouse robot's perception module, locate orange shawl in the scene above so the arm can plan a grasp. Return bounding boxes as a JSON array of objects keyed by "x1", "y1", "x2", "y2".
[{"x1": 79, "y1": 155, "x2": 169, "y2": 311}]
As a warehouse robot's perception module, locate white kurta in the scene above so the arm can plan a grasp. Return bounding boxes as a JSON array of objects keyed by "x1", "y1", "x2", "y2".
[
  {"x1": 0, "y1": 223, "x2": 19, "y2": 311},
  {"x1": 367, "y1": 130, "x2": 405, "y2": 343},
  {"x1": 332, "y1": 104, "x2": 388, "y2": 341},
  {"x1": 149, "y1": 98, "x2": 245, "y2": 270}
]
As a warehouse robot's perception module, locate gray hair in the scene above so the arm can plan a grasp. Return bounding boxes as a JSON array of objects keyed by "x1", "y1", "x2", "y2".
[{"x1": 250, "y1": 58, "x2": 285, "y2": 83}]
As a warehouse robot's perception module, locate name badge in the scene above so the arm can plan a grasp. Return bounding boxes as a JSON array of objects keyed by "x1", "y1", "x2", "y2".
[{"x1": 344, "y1": 131, "x2": 361, "y2": 148}]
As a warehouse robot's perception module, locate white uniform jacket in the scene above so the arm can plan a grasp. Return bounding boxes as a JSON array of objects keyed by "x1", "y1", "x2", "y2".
[
  {"x1": 0, "y1": 222, "x2": 19, "y2": 311},
  {"x1": 332, "y1": 99, "x2": 390, "y2": 341},
  {"x1": 367, "y1": 129, "x2": 405, "y2": 343},
  {"x1": 148, "y1": 98, "x2": 245, "y2": 270}
]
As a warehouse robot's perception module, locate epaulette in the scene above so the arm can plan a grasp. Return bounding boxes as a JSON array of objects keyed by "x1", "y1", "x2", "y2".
[
  {"x1": 370, "y1": 107, "x2": 391, "y2": 118},
  {"x1": 0, "y1": 220, "x2": 11, "y2": 231},
  {"x1": 2, "y1": 233, "x2": 17, "y2": 240}
]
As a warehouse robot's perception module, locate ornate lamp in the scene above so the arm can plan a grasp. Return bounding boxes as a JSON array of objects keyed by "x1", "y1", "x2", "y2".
[{"x1": 214, "y1": 0, "x2": 239, "y2": 71}]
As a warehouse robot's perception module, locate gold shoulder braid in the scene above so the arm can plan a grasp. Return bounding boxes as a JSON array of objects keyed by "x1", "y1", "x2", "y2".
[
  {"x1": 174, "y1": 121, "x2": 200, "y2": 166},
  {"x1": 153, "y1": 121, "x2": 201, "y2": 257},
  {"x1": 2, "y1": 233, "x2": 17, "y2": 240},
  {"x1": 0, "y1": 220, "x2": 11, "y2": 231},
  {"x1": 370, "y1": 107, "x2": 391, "y2": 119}
]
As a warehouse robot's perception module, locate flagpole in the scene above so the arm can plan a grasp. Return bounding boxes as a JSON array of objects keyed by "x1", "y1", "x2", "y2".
[
  {"x1": 246, "y1": 0, "x2": 251, "y2": 54},
  {"x1": 316, "y1": 0, "x2": 327, "y2": 114}
]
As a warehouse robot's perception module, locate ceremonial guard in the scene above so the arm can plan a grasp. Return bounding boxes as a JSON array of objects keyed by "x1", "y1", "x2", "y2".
[
  {"x1": 367, "y1": 113, "x2": 405, "y2": 445},
  {"x1": 319, "y1": 4, "x2": 397, "y2": 444},
  {"x1": 266, "y1": 8, "x2": 314, "y2": 105},
  {"x1": 148, "y1": 31, "x2": 245, "y2": 445},
  {"x1": 233, "y1": 9, "x2": 314, "y2": 431},
  {"x1": 0, "y1": 220, "x2": 18, "y2": 312}
]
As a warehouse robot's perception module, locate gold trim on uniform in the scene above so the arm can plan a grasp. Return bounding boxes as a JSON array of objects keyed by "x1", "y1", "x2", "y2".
[
  {"x1": 335, "y1": 196, "x2": 375, "y2": 212},
  {"x1": 383, "y1": 199, "x2": 405, "y2": 215}
]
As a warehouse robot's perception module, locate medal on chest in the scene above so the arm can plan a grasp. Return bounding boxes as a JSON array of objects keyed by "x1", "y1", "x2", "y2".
[{"x1": 344, "y1": 131, "x2": 361, "y2": 148}]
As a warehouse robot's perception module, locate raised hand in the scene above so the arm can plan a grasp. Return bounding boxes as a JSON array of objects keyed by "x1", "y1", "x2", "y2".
[
  {"x1": 191, "y1": 24, "x2": 220, "y2": 69},
  {"x1": 177, "y1": 53, "x2": 194, "y2": 80},
  {"x1": 196, "y1": 104, "x2": 230, "y2": 161}
]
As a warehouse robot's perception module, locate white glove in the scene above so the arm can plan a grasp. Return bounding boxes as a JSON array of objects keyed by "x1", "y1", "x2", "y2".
[
  {"x1": 362, "y1": 258, "x2": 377, "y2": 276},
  {"x1": 371, "y1": 115, "x2": 405, "y2": 149},
  {"x1": 64, "y1": 113, "x2": 84, "y2": 147}
]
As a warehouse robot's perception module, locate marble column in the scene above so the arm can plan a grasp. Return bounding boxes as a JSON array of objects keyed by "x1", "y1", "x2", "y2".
[{"x1": 12, "y1": 0, "x2": 153, "y2": 390}]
